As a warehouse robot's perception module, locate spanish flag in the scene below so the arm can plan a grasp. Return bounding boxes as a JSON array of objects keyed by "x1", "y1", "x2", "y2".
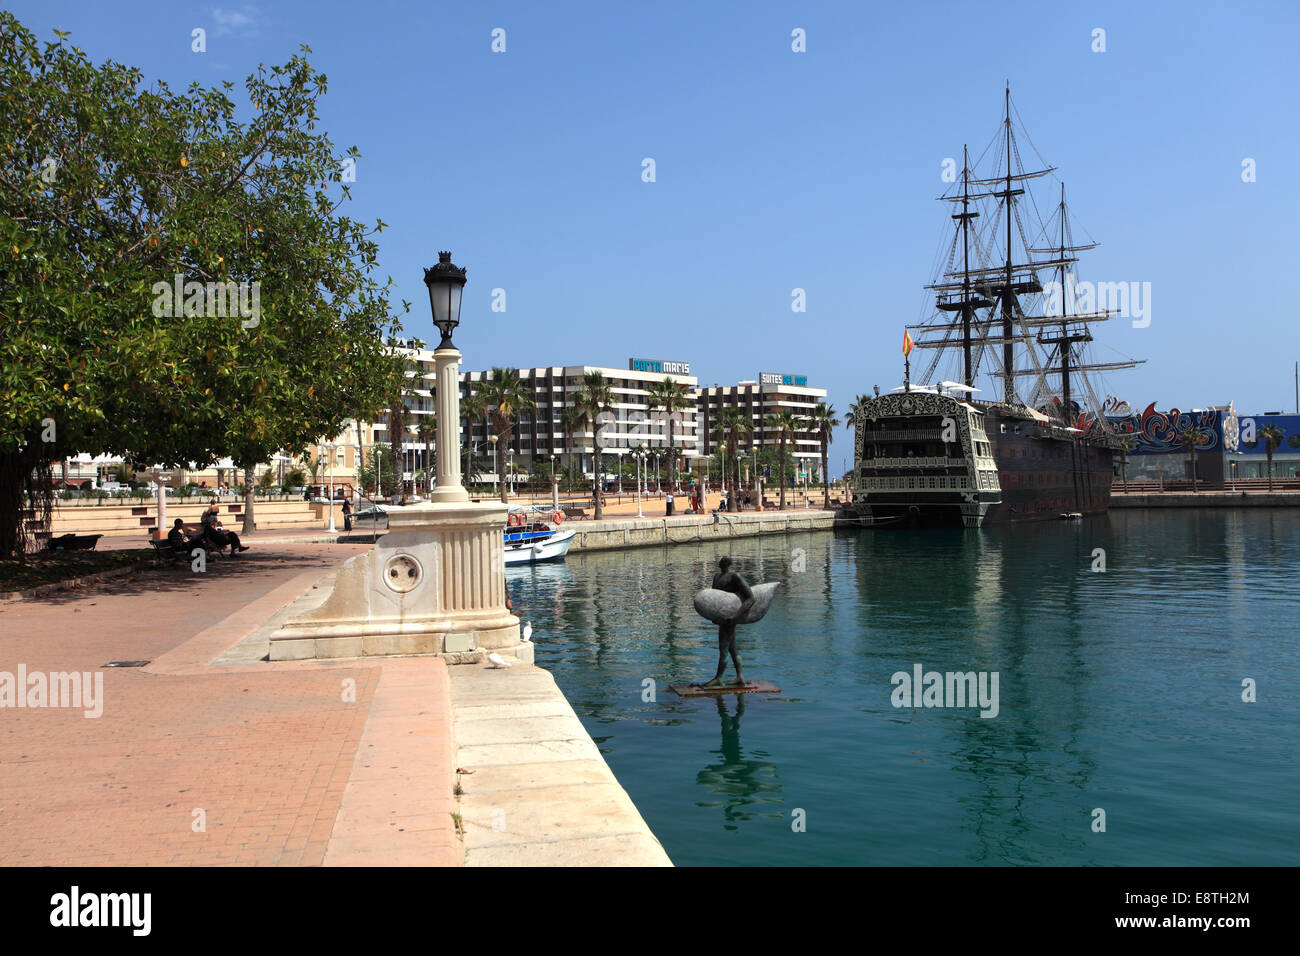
[{"x1": 903, "y1": 329, "x2": 915, "y2": 357}]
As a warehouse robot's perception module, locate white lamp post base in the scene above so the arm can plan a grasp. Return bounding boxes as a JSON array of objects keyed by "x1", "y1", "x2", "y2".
[{"x1": 270, "y1": 500, "x2": 524, "y2": 663}]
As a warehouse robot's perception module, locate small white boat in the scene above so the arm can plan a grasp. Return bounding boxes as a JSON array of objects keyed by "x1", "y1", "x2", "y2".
[
  {"x1": 504, "y1": 526, "x2": 576, "y2": 565},
  {"x1": 503, "y1": 507, "x2": 576, "y2": 565}
]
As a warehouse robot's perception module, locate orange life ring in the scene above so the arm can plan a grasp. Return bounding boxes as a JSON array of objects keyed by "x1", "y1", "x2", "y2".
[
  {"x1": 552, "y1": 511, "x2": 564, "y2": 524},
  {"x1": 507, "y1": 513, "x2": 522, "y2": 527}
]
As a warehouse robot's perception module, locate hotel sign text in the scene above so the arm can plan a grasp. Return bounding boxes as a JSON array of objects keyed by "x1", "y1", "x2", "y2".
[
  {"x1": 761, "y1": 372, "x2": 808, "y2": 387},
  {"x1": 630, "y1": 357, "x2": 691, "y2": 375}
]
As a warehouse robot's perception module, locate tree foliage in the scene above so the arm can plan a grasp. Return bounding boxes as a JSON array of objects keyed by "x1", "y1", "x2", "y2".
[{"x1": 0, "y1": 14, "x2": 406, "y2": 553}]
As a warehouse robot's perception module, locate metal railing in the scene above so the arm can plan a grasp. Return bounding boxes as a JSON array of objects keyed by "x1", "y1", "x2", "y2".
[
  {"x1": 859, "y1": 428, "x2": 944, "y2": 442},
  {"x1": 862, "y1": 456, "x2": 968, "y2": 469}
]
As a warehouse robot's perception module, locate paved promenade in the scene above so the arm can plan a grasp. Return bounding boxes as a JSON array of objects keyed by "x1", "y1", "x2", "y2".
[{"x1": 0, "y1": 542, "x2": 458, "y2": 866}]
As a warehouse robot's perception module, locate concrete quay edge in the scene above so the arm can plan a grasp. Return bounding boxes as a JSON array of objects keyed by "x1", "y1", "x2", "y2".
[
  {"x1": 449, "y1": 663, "x2": 674, "y2": 867},
  {"x1": 565, "y1": 509, "x2": 835, "y2": 554}
]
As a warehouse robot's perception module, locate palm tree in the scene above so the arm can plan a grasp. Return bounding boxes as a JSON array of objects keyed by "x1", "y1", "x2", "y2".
[
  {"x1": 765, "y1": 409, "x2": 802, "y2": 509},
  {"x1": 710, "y1": 408, "x2": 751, "y2": 512},
  {"x1": 847, "y1": 393, "x2": 871, "y2": 421},
  {"x1": 1116, "y1": 435, "x2": 1136, "y2": 493},
  {"x1": 1179, "y1": 426, "x2": 1207, "y2": 493},
  {"x1": 647, "y1": 377, "x2": 693, "y2": 491},
  {"x1": 477, "y1": 367, "x2": 536, "y2": 504},
  {"x1": 561, "y1": 405, "x2": 583, "y2": 496},
  {"x1": 387, "y1": 398, "x2": 406, "y2": 501},
  {"x1": 1260, "y1": 424, "x2": 1285, "y2": 492},
  {"x1": 461, "y1": 391, "x2": 489, "y2": 490},
  {"x1": 416, "y1": 414, "x2": 436, "y2": 494},
  {"x1": 809, "y1": 402, "x2": 840, "y2": 508},
  {"x1": 572, "y1": 371, "x2": 615, "y2": 518}
]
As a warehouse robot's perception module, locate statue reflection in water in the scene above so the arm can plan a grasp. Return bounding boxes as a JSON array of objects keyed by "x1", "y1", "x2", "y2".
[{"x1": 694, "y1": 694, "x2": 784, "y2": 829}]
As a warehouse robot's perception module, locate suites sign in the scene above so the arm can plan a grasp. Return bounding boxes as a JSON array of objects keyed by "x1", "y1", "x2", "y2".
[
  {"x1": 761, "y1": 372, "x2": 809, "y2": 387},
  {"x1": 629, "y1": 358, "x2": 691, "y2": 375}
]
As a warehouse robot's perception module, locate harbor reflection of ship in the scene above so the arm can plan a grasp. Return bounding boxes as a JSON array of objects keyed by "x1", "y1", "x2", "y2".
[{"x1": 849, "y1": 88, "x2": 1143, "y2": 529}]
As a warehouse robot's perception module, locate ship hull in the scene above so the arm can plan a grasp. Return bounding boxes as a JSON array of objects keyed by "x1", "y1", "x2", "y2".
[
  {"x1": 980, "y1": 409, "x2": 1113, "y2": 524},
  {"x1": 850, "y1": 393, "x2": 1114, "y2": 528}
]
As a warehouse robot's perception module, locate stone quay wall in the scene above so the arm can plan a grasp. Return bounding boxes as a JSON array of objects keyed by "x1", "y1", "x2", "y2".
[
  {"x1": 1110, "y1": 492, "x2": 1300, "y2": 509},
  {"x1": 566, "y1": 510, "x2": 836, "y2": 553}
]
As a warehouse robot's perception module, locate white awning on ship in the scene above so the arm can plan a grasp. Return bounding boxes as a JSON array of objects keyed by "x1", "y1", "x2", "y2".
[
  {"x1": 888, "y1": 385, "x2": 940, "y2": 394},
  {"x1": 937, "y1": 381, "x2": 981, "y2": 393}
]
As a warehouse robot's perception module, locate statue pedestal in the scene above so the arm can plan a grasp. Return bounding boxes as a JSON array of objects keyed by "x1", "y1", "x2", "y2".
[
  {"x1": 668, "y1": 680, "x2": 781, "y2": 697},
  {"x1": 269, "y1": 500, "x2": 525, "y2": 663}
]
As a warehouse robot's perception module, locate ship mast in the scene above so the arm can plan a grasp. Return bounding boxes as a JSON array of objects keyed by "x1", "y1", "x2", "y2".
[
  {"x1": 1001, "y1": 85, "x2": 1015, "y2": 403},
  {"x1": 1024, "y1": 186, "x2": 1143, "y2": 429},
  {"x1": 1035, "y1": 184, "x2": 1091, "y2": 422},
  {"x1": 913, "y1": 86, "x2": 1142, "y2": 424},
  {"x1": 933, "y1": 145, "x2": 991, "y2": 388}
]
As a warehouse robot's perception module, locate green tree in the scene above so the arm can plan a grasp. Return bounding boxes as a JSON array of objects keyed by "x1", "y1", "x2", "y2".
[
  {"x1": 1179, "y1": 426, "x2": 1207, "y2": 493},
  {"x1": 710, "y1": 408, "x2": 751, "y2": 512},
  {"x1": 809, "y1": 402, "x2": 840, "y2": 508},
  {"x1": 1260, "y1": 424, "x2": 1285, "y2": 492},
  {"x1": 0, "y1": 17, "x2": 406, "y2": 552},
  {"x1": 847, "y1": 393, "x2": 872, "y2": 421},
  {"x1": 461, "y1": 391, "x2": 486, "y2": 488},
  {"x1": 1116, "y1": 434, "x2": 1136, "y2": 493},
  {"x1": 647, "y1": 377, "x2": 692, "y2": 491},
  {"x1": 572, "y1": 371, "x2": 614, "y2": 518},
  {"x1": 560, "y1": 405, "x2": 583, "y2": 496},
  {"x1": 416, "y1": 411, "x2": 436, "y2": 495},
  {"x1": 357, "y1": 443, "x2": 392, "y2": 496},
  {"x1": 765, "y1": 410, "x2": 802, "y2": 509},
  {"x1": 477, "y1": 367, "x2": 536, "y2": 504}
]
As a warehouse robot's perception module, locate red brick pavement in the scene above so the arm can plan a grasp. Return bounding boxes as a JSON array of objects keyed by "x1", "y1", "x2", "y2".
[{"x1": 0, "y1": 543, "x2": 459, "y2": 866}]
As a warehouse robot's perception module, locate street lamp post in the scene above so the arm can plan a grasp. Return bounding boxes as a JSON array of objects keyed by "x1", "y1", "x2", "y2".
[
  {"x1": 737, "y1": 450, "x2": 747, "y2": 510},
  {"x1": 490, "y1": 434, "x2": 499, "y2": 500},
  {"x1": 423, "y1": 250, "x2": 470, "y2": 504},
  {"x1": 326, "y1": 440, "x2": 337, "y2": 532},
  {"x1": 635, "y1": 450, "x2": 644, "y2": 518}
]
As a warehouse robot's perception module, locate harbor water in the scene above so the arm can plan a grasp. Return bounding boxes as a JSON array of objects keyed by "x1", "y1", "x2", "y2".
[{"x1": 508, "y1": 510, "x2": 1300, "y2": 866}]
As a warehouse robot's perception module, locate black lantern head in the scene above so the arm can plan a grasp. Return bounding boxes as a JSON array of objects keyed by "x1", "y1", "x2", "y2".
[{"x1": 424, "y1": 251, "x2": 467, "y2": 349}]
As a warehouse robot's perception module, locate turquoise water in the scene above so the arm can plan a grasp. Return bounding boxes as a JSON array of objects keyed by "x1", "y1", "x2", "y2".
[{"x1": 507, "y1": 510, "x2": 1300, "y2": 866}]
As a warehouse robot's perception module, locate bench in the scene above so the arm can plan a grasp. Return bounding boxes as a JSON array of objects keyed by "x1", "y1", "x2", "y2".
[
  {"x1": 562, "y1": 506, "x2": 589, "y2": 520},
  {"x1": 150, "y1": 528, "x2": 225, "y2": 564},
  {"x1": 44, "y1": 533, "x2": 102, "y2": 552}
]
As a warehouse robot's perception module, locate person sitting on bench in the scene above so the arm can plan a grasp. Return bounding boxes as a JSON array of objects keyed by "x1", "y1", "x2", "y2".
[
  {"x1": 166, "y1": 517, "x2": 203, "y2": 556},
  {"x1": 201, "y1": 502, "x2": 249, "y2": 554}
]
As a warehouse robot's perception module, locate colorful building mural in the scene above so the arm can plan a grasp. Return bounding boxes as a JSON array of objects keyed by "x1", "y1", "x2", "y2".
[{"x1": 1103, "y1": 402, "x2": 1229, "y2": 456}]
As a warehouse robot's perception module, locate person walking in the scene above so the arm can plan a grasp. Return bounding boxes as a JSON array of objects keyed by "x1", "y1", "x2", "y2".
[{"x1": 342, "y1": 499, "x2": 353, "y2": 532}]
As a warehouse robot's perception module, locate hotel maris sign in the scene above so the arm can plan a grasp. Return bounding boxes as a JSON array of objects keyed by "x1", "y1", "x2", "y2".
[
  {"x1": 761, "y1": 372, "x2": 808, "y2": 387},
  {"x1": 629, "y1": 357, "x2": 690, "y2": 375}
]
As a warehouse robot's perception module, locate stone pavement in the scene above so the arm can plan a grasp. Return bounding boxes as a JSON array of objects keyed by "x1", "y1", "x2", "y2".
[
  {"x1": 451, "y1": 665, "x2": 672, "y2": 866},
  {"x1": 0, "y1": 542, "x2": 458, "y2": 866}
]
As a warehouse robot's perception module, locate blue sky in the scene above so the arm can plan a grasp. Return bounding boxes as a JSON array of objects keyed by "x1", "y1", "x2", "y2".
[{"x1": 11, "y1": 1, "x2": 1300, "y2": 455}]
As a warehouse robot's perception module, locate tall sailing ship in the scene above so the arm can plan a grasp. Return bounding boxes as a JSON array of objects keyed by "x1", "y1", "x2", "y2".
[{"x1": 850, "y1": 88, "x2": 1144, "y2": 528}]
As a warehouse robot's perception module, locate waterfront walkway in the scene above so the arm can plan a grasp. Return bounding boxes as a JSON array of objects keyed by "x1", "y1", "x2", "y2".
[{"x1": 0, "y1": 542, "x2": 458, "y2": 866}]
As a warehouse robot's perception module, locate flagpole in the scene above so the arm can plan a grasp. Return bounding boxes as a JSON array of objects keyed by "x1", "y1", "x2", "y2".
[{"x1": 903, "y1": 329, "x2": 914, "y2": 392}]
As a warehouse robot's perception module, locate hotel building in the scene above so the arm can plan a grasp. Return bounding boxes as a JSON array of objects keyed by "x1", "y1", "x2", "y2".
[
  {"x1": 698, "y1": 372, "x2": 829, "y2": 478},
  {"x1": 368, "y1": 352, "x2": 702, "y2": 481}
]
